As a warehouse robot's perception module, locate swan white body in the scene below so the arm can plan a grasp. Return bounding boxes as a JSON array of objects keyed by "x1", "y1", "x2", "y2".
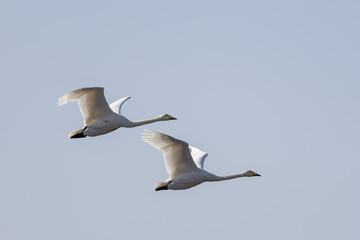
[
  {"x1": 58, "y1": 87, "x2": 176, "y2": 138},
  {"x1": 142, "y1": 130, "x2": 261, "y2": 191}
]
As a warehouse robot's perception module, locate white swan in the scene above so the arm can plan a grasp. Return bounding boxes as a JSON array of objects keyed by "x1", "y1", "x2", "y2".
[
  {"x1": 58, "y1": 87, "x2": 176, "y2": 138},
  {"x1": 142, "y1": 130, "x2": 261, "y2": 191}
]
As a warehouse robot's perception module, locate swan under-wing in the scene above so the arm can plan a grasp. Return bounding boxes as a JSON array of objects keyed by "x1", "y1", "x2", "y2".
[
  {"x1": 142, "y1": 129, "x2": 198, "y2": 179},
  {"x1": 58, "y1": 87, "x2": 113, "y2": 126}
]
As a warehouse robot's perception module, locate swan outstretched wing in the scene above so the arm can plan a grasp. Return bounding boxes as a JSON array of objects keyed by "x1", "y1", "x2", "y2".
[
  {"x1": 189, "y1": 146, "x2": 208, "y2": 169},
  {"x1": 142, "y1": 130, "x2": 198, "y2": 179},
  {"x1": 58, "y1": 87, "x2": 113, "y2": 125},
  {"x1": 109, "y1": 96, "x2": 131, "y2": 114}
]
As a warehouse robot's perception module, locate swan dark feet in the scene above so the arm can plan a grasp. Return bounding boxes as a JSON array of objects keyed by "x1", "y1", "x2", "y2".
[{"x1": 69, "y1": 127, "x2": 87, "y2": 139}]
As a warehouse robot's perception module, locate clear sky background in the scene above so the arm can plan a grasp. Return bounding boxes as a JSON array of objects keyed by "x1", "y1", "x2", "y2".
[{"x1": 1, "y1": 1, "x2": 359, "y2": 239}]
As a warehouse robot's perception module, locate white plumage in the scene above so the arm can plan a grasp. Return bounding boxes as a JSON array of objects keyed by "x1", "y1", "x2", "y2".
[
  {"x1": 58, "y1": 87, "x2": 113, "y2": 126},
  {"x1": 189, "y1": 146, "x2": 208, "y2": 169},
  {"x1": 58, "y1": 87, "x2": 176, "y2": 139},
  {"x1": 142, "y1": 129, "x2": 198, "y2": 179},
  {"x1": 109, "y1": 96, "x2": 131, "y2": 115},
  {"x1": 142, "y1": 130, "x2": 261, "y2": 191}
]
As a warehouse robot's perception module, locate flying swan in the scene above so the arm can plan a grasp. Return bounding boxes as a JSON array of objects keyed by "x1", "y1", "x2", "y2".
[
  {"x1": 142, "y1": 130, "x2": 261, "y2": 191},
  {"x1": 58, "y1": 87, "x2": 176, "y2": 138}
]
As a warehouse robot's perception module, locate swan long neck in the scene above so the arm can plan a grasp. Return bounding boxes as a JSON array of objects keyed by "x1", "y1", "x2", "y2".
[
  {"x1": 126, "y1": 117, "x2": 161, "y2": 128},
  {"x1": 207, "y1": 172, "x2": 248, "y2": 182}
]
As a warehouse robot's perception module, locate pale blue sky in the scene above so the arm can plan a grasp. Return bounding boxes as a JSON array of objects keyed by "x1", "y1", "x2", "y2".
[{"x1": 1, "y1": 1, "x2": 359, "y2": 239}]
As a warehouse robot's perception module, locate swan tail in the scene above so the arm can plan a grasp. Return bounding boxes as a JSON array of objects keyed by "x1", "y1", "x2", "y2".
[{"x1": 68, "y1": 127, "x2": 87, "y2": 139}]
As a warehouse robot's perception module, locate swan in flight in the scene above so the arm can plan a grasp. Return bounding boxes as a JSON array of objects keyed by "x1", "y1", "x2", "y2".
[
  {"x1": 58, "y1": 87, "x2": 176, "y2": 138},
  {"x1": 142, "y1": 130, "x2": 261, "y2": 191}
]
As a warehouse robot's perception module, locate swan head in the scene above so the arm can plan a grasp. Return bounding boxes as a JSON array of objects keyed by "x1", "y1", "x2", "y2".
[
  {"x1": 242, "y1": 170, "x2": 261, "y2": 177},
  {"x1": 159, "y1": 114, "x2": 177, "y2": 121},
  {"x1": 154, "y1": 181, "x2": 172, "y2": 191}
]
